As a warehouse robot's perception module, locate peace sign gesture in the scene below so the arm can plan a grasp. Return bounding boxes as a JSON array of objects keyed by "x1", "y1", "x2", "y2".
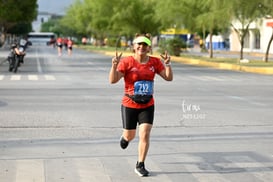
[
  {"x1": 160, "y1": 51, "x2": 171, "y2": 65},
  {"x1": 112, "y1": 51, "x2": 123, "y2": 67}
]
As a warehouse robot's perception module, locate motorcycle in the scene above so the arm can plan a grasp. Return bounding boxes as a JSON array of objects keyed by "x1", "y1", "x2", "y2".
[{"x1": 8, "y1": 42, "x2": 26, "y2": 73}]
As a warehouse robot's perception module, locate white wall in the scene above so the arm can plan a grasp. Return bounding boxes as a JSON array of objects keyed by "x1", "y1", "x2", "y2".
[
  {"x1": 32, "y1": 13, "x2": 52, "y2": 32},
  {"x1": 229, "y1": 18, "x2": 273, "y2": 54}
]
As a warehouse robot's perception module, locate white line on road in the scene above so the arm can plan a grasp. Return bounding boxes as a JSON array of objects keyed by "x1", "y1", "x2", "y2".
[
  {"x1": 15, "y1": 160, "x2": 45, "y2": 182},
  {"x1": 0, "y1": 75, "x2": 56, "y2": 81},
  {"x1": 76, "y1": 158, "x2": 111, "y2": 182},
  {"x1": 225, "y1": 156, "x2": 273, "y2": 181},
  {"x1": 10, "y1": 75, "x2": 21, "y2": 81},
  {"x1": 227, "y1": 95, "x2": 267, "y2": 106},
  {"x1": 28, "y1": 75, "x2": 38, "y2": 81},
  {"x1": 44, "y1": 75, "x2": 56, "y2": 80},
  {"x1": 36, "y1": 48, "x2": 43, "y2": 73},
  {"x1": 202, "y1": 76, "x2": 224, "y2": 81}
]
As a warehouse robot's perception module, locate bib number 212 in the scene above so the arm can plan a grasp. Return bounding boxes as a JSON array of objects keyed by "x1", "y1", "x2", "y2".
[{"x1": 134, "y1": 81, "x2": 153, "y2": 95}]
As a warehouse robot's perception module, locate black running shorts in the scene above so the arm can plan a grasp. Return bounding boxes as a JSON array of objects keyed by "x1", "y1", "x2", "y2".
[{"x1": 121, "y1": 105, "x2": 154, "y2": 130}]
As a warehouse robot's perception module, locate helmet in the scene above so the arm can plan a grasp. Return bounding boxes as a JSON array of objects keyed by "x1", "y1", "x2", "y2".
[{"x1": 11, "y1": 43, "x2": 17, "y2": 49}]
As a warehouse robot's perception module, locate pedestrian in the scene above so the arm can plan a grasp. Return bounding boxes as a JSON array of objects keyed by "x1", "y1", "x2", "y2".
[
  {"x1": 67, "y1": 39, "x2": 73, "y2": 56},
  {"x1": 8, "y1": 43, "x2": 25, "y2": 72},
  {"x1": 108, "y1": 33, "x2": 173, "y2": 177},
  {"x1": 56, "y1": 37, "x2": 63, "y2": 56},
  {"x1": 63, "y1": 37, "x2": 68, "y2": 50},
  {"x1": 82, "y1": 37, "x2": 87, "y2": 45},
  {"x1": 199, "y1": 38, "x2": 204, "y2": 48},
  {"x1": 11, "y1": 43, "x2": 24, "y2": 56}
]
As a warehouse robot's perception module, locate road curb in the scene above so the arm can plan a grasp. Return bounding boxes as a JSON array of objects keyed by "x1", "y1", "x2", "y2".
[
  {"x1": 171, "y1": 56, "x2": 273, "y2": 75},
  {"x1": 103, "y1": 51, "x2": 273, "y2": 75}
]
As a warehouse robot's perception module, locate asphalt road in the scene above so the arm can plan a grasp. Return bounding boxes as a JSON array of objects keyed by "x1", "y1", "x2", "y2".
[{"x1": 0, "y1": 45, "x2": 273, "y2": 182}]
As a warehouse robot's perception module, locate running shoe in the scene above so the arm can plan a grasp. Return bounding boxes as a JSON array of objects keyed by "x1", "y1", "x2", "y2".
[
  {"x1": 135, "y1": 161, "x2": 149, "y2": 177},
  {"x1": 120, "y1": 136, "x2": 129, "y2": 149}
]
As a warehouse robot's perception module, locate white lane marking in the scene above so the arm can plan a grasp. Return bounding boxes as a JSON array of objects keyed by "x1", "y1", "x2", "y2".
[
  {"x1": 202, "y1": 76, "x2": 224, "y2": 81},
  {"x1": 76, "y1": 158, "x2": 111, "y2": 182},
  {"x1": 10, "y1": 75, "x2": 21, "y2": 81},
  {"x1": 189, "y1": 76, "x2": 208, "y2": 81},
  {"x1": 227, "y1": 95, "x2": 267, "y2": 106},
  {"x1": 225, "y1": 156, "x2": 273, "y2": 182},
  {"x1": 44, "y1": 75, "x2": 56, "y2": 80},
  {"x1": 36, "y1": 48, "x2": 43, "y2": 73},
  {"x1": 28, "y1": 75, "x2": 38, "y2": 81},
  {"x1": 0, "y1": 75, "x2": 56, "y2": 81},
  {"x1": 15, "y1": 160, "x2": 45, "y2": 182}
]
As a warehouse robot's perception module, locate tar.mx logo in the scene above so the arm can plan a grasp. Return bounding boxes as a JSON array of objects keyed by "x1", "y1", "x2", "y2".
[{"x1": 181, "y1": 100, "x2": 206, "y2": 120}]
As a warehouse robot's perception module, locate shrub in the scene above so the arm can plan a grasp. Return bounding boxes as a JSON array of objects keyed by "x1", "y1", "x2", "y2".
[{"x1": 159, "y1": 37, "x2": 186, "y2": 56}]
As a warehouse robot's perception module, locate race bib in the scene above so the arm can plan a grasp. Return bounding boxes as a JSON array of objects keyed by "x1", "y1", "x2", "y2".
[{"x1": 134, "y1": 81, "x2": 154, "y2": 95}]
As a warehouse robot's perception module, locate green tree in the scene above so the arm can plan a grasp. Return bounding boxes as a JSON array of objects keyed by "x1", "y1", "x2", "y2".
[
  {"x1": 0, "y1": 0, "x2": 37, "y2": 45},
  {"x1": 60, "y1": 0, "x2": 91, "y2": 37},
  {"x1": 155, "y1": 0, "x2": 232, "y2": 58},
  {"x1": 111, "y1": 0, "x2": 161, "y2": 36},
  {"x1": 41, "y1": 18, "x2": 58, "y2": 32},
  {"x1": 40, "y1": 16, "x2": 72, "y2": 37},
  {"x1": 196, "y1": 0, "x2": 232, "y2": 58},
  {"x1": 154, "y1": 0, "x2": 186, "y2": 30},
  {"x1": 262, "y1": 0, "x2": 273, "y2": 62},
  {"x1": 0, "y1": 0, "x2": 37, "y2": 32},
  {"x1": 61, "y1": 0, "x2": 116, "y2": 45},
  {"x1": 60, "y1": 0, "x2": 161, "y2": 45},
  {"x1": 231, "y1": 0, "x2": 266, "y2": 60},
  {"x1": 6, "y1": 22, "x2": 32, "y2": 35},
  {"x1": 86, "y1": 0, "x2": 115, "y2": 45}
]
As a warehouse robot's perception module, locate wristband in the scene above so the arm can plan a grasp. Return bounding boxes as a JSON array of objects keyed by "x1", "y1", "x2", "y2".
[{"x1": 165, "y1": 62, "x2": 171, "y2": 66}]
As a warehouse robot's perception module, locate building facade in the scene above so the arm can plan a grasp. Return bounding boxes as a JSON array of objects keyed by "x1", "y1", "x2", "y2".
[
  {"x1": 229, "y1": 18, "x2": 273, "y2": 54},
  {"x1": 32, "y1": 12, "x2": 54, "y2": 32}
]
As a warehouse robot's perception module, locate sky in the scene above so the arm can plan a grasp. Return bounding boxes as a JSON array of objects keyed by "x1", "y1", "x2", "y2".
[{"x1": 37, "y1": 0, "x2": 75, "y2": 15}]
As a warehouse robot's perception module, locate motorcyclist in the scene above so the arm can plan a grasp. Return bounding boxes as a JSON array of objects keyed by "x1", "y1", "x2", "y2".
[
  {"x1": 8, "y1": 43, "x2": 25, "y2": 72},
  {"x1": 19, "y1": 38, "x2": 28, "y2": 50},
  {"x1": 18, "y1": 39, "x2": 27, "y2": 64},
  {"x1": 13, "y1": 43, "x2": 25, "y2": 62}
]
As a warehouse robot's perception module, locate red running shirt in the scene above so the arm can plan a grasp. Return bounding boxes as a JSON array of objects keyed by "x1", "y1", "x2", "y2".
[
  {"x1": 67, "y1": 40, "x2": 73, "y2": 47},
  {"x1": 117, "y1": 56, "x2": 165, "y2": 108}
]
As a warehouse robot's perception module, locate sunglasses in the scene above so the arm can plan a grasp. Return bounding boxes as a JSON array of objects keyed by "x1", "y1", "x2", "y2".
[{"x1": 137, "y1": 42, "x2": 148, "y2": 46}]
